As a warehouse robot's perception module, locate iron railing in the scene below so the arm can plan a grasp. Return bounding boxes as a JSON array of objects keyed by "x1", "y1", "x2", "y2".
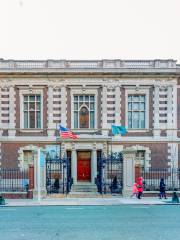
[
  {"x1": 0, "y1": 169, "x2": 29, "y2": 192},
  {"x1": 46, "y1": 157, "x2": 72, "y2": 194},
  {"x1": 141, "y1": 168, "x2": 180, "y2": 191},
  {"x1": 96, "y1": 153, "x2": 123, "y2": 194}
]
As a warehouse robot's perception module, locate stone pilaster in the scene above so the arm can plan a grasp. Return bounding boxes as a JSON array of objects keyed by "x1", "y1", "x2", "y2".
[
  {"x1": 61, "y1": 142, "x2": 66, "y2": 158},
  {"x1": 0, "y1": 142, "x2": 2, "y2": 170},
  {"x1": 115, "y1": 86, "x2": 121, "y2": 125},
  {"x1": 102, "y1": 85, "x2": 108, "y2": 135},
  {"x1": 61, "y1": 85, "x2": 67, "y2": 127},
  {"x1": 167, "y1": 85, "x2": 173, "y2": 137},
  {"x1": 102, "y1": 142, "x2": 108, "y2": 157},
  {"x1": 71, "y1": 145, "x2": 77, "y2": 184},
  {"x1": 172, "y1": 84, "x2": 177, "y2": 138},
  {"x1": 33, "y1": 149, "x2": 47, "y2": 199},
  {"x1": 91, "y1": 145, "x2": 97, "y2": 184},
  {"x1": 8, "y1": 85, "x2": 16, "y2": 137},
  {"x1": 153, "y1": 85, "x2": 160, "y2": 137},
  {"x1": 47, "y1": 85, "x2": 55, "y2": 136},
  {"x1": 122, "y1": 148, "x2": 136, "y2": 197}
]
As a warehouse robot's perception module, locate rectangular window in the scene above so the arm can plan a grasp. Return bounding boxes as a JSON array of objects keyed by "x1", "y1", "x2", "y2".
[
  {"x1": 128, "y1": 94, "x2": 146, "y2": 129},
  {"x1": 23, "y1": 95, "x2": 41, "y2": 128},
  {"x1": 73, "y1": 95, "x2": 95, "y2": 129},
  {"x1": 135, "y1": 150, "x2": 145, "y2": 167}
]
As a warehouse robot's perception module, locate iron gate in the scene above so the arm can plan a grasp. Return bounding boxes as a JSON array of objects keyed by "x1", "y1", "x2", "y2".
[
  {"x1": 96, "y1": 152, "x2": 123, "y2": 194},
  {"x1": 46, "y1": 157, "x2": 72, "y2": 194}
]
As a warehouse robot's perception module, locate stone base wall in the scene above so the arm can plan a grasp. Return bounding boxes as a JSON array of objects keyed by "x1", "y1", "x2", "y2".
[{"x1": 0, "y1": 192, "x2": 32, "y2": 199}]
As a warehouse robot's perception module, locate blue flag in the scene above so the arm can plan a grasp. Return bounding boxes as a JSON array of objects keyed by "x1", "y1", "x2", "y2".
[{"x1": 112, "y1": 125, "x2": 127, "y2": 136}]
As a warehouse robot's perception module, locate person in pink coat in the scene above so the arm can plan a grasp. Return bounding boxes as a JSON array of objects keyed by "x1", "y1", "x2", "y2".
[
  {"x1": 131, "y1": 182, "x2": 138, "y2": 198},
  {"x1": 137, "y1": 177, "x2": 143, "y2": 199}
]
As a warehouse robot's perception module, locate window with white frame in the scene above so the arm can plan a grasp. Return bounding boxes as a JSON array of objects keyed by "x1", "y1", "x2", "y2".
[
  {"x1": 135, "y1": 150, "x2": 145, "y2": 167},
  {"x1": 23, "y1": 150, "x2": 33, "y2": 168},
  {"x1": 73, "y1": 95, "x2": 95, "y2": 128},
  {"x1": 128, "y1": 94, "x2": 146, "y2": 129},
  {"x1": 23, "y1": 95, "x2": 41, "y2": 128}
]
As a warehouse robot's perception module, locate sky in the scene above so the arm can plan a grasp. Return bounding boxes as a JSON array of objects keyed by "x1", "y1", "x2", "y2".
[{"x1": 0, "y1": 0, "x2": 180, "y2": 62}]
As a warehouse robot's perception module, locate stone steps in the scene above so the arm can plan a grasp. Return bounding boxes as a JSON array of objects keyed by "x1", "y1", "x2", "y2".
[
  {"x1": 68, "y1": 192, "x2": 101, "y2": 198},
  {"x1": 71, "y1": 183, "x2": 97, "y2": 193}
]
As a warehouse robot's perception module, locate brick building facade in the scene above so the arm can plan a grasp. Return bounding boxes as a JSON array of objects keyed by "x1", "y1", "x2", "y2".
[{"x1": 0, "y1": 59, "x2": 180, "y2": 193}]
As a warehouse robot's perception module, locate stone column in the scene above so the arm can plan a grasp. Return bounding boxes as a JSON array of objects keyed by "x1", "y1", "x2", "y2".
[
  {"x1": 47, "y1": 85, "x2": 55, "y2": 136},
  {"x1": 91, "y1": 146, "x2": 97, "y2": 184},
  {"x1": 33, "y1": 149, "x2": 47, "y2": 199},
  {"x1": 167, "y1": 85, "x2": 173, "y2": 137},
  {"x1": 102, "y1": 85, "x2": 108, "y2": 135},
  {"x1": 8, "y1": 85, "x2": 16, "y2": 137},
  {"x1": 61, "y1": 85, "x2": 67, "y2": 127},
  {"x1": 28, "y1": 165, "x2": 34, "y2": 199},
  {"x1": 102, "y1": 142, "x2": 108, "y2": 157},
  {"x1": 71, "y1": 147, "x2": 77, "y2": 184},
  {"x1": 121, "y1": 148, "x2": 136, "y2": 197},
  {"x1": 153, "y1": 85, "x2": 160, "y2": 137},
  {"x1": 115, "y1": 86, "x2": 121, "y2": 125}
]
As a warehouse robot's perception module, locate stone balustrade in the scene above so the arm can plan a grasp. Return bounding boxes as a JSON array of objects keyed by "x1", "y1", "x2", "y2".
[{"x1": 0, "y1": 59, "x2": 178, "y2": 70}]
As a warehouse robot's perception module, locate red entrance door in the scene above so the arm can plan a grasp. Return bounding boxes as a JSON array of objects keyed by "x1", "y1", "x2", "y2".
[{"x1": 77, "y1": 152, "x2": 91, "y2": 181}]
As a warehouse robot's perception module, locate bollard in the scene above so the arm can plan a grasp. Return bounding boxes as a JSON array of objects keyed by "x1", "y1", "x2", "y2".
[
  {"x1": 0, "y1": 196, "x2": 5, "y2": 205},
  {"x1": 172, "y1": 189, "x2": 179, "y2": 203}
]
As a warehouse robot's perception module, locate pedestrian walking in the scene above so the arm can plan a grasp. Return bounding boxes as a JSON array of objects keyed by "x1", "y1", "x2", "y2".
[
  {"x1": 137, "y1": 177, "x2": 143, "y2": 199},
  {"x1": 159, "y1": 178, "x2": 167, "y2": 199},
  {"x1": 131, "y1": 182, "x2": 138, "y2": 198}
]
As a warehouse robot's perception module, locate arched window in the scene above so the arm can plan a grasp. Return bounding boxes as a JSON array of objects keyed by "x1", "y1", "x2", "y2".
[
  {"x1": 79, "y1": 107, "x2": 89, "y2": 128},
  {"x1": 73, "y1": 95, "x2": 95, "y2": 129}
]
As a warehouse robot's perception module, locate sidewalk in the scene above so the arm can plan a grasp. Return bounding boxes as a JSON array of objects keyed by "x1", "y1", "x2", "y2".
[{"x1": 3, "y1": 197, "x2": 177, "y2": 207}]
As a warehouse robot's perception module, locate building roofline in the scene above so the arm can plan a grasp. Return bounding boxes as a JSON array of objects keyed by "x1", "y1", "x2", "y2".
[{"x1": 0, "y1": 59, "x2": 180, "y2": 74}]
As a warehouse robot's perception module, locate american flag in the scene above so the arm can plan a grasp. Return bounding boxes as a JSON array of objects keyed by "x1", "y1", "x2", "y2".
[{"x1": 59, "y1": 125, "x2": 78, "y2": 139}]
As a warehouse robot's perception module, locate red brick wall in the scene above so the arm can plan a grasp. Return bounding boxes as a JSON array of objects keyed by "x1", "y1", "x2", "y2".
[
  {"x1": 1, "y1": 143, "x2": 46, "y2": 168},
  {"x1": 121, "y1": 143, "x2": 168, "y2": 168}
]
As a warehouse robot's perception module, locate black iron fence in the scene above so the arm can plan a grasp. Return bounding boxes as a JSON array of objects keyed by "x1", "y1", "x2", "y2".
[
  {"x1": 141, "y1": 168, "x2": 180, "y2": 191},
  {"x1": 0, "y1": 169, "x2": 29, "y2": 192},
  {"x1": 96, "y1": 153, "x2": 123, "y2": 194},
  {"x1": 46, "y1": 157, "x2": 72, "y2": 194}
]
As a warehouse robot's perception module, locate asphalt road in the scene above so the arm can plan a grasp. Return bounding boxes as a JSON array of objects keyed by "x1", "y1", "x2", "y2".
[{"x1": 0, "y1": 205, "x2": 179, "y2": 240}]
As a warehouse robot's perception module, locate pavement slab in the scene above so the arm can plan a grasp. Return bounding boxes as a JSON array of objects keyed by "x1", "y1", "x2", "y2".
[{"x1": 3, "y1": 197, "x2": 178, "y2": 207}]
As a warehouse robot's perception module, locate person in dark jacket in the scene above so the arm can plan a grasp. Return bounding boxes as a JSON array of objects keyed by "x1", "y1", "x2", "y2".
[
  {"x1": 53, "y1": 178, "x2": 60, "y2": 193},
  {"x1": 159, "y1": 178, "x2": 167, "y2": 199}
]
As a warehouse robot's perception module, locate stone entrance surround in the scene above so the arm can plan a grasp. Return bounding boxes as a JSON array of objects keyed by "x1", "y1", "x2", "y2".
[
  {"x1": 29, "y1": 143, "x2": 137, "y2": 198},
  {"x1": 66, "y1": 142, "x2": 100, "y2": 185}
]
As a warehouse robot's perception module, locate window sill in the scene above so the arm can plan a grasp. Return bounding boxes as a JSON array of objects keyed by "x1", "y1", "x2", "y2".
[
  {"x1": 19, "y1": 129, "x2": 44, "y2": 133},
  {"x1": 72, "y1": 128, "x2": 98, "y2": 133},
  {"x1": 127, "y1": 129, "x2": 150, "y2": 133}
]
